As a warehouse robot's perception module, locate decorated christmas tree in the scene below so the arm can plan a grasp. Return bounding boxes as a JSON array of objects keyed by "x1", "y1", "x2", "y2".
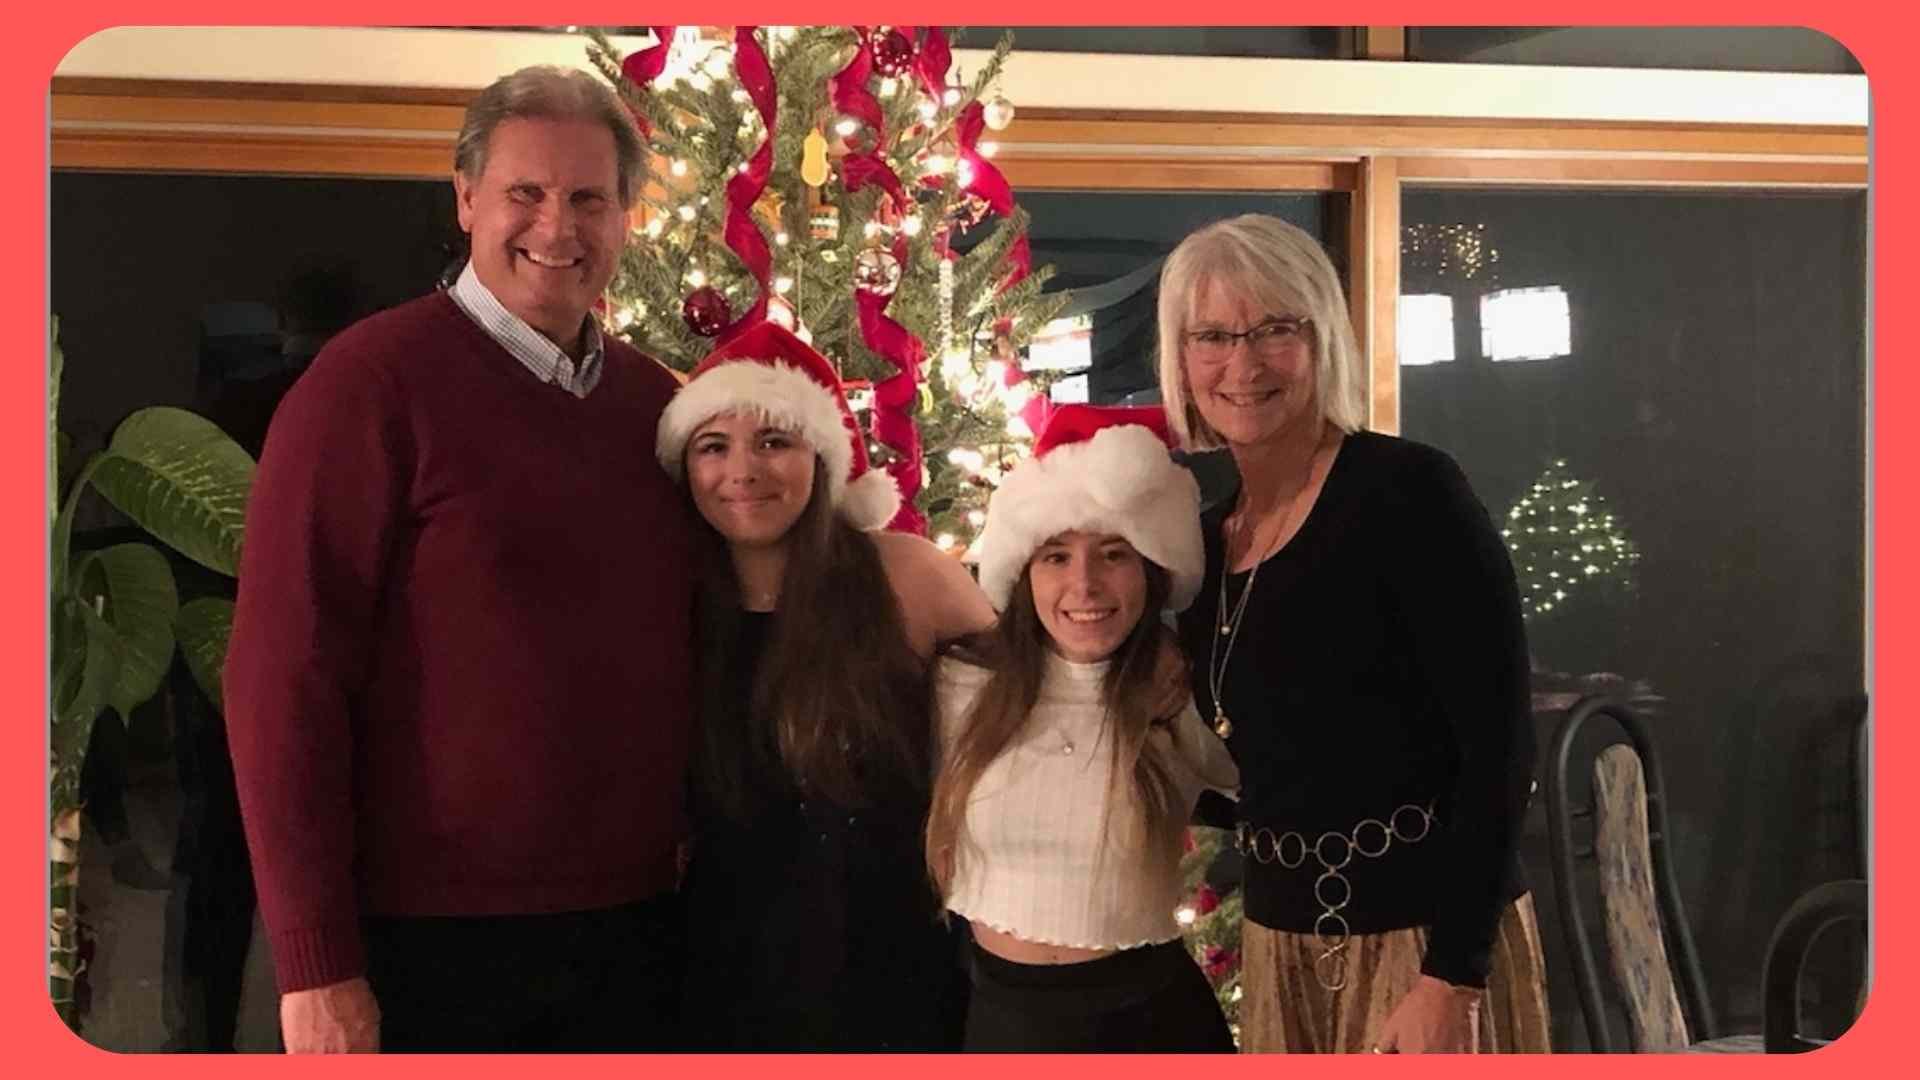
[
  {"x1": 1177, "y1": 826, "x2": 1246, "y2": 1043},
  {"x1": 1501, "y1": 457, "x2": 1640, "y2": 621},
  {"x1": 584, "y1": 26, "x2": 1070, "y2": 544}
]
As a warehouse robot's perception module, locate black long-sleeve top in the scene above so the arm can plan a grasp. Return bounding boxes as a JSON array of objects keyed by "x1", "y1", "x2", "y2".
[{"x1": 1176, "y1": 432, "x2": 1535, "y2": 988}]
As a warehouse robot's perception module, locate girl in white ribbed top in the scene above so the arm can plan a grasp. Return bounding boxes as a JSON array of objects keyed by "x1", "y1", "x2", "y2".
[{"x1": 926, "y1": 405, "x2": 1240, "y2": 1051}]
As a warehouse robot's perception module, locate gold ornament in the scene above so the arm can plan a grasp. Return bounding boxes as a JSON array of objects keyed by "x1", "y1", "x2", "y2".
[{"x1": 801, "y1": 129, "x2": 831, "y2": 187}]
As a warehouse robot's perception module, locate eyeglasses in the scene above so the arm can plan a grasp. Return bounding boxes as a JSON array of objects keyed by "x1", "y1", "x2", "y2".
[{"x1": 1183, "y1": 316, "x2": 1313, "y2": 362}]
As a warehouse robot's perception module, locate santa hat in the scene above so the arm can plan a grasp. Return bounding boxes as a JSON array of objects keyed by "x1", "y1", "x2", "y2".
[
  {"x1": 973, "y1": 403, "x2": 1204, "y2": 612},
  {"x1": 656, "y1": 321, "x2": 901, "y2": 531}
]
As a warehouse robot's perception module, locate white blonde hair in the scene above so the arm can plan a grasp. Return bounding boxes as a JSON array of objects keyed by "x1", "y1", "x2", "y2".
[{"x1": 1153, "y1": 214, "x2": 1367, "y2": 450}]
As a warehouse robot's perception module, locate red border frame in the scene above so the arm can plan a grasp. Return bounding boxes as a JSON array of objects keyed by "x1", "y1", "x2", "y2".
[{"x1": 8, "y1": 5, "x2": 1895, "y2": 1074}]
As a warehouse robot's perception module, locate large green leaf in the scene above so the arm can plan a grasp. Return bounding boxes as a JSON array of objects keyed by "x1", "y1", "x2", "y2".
[
  {"x1": 72, "y1": 543, "x2": 179, "y2": 724},
  {"x1": 91, "y1": 407, "x2": 255, "y2": 577},
  {"x1": 49, "y1": 593, "x2": 114, "y2": 733},
  {"x1": 50, "y1": 590, "x2": 115, "y2": 797},
  {"x1": 176, "y1": 597, "x2": 234, "y2": 714}
]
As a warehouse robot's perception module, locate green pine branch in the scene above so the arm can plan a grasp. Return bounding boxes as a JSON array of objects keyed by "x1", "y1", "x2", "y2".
[{"x1": 585, "y1": 26, "x2": 1074, "y2": 542}]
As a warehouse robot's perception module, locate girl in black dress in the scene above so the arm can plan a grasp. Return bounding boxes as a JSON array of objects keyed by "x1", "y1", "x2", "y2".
[{"x1": 654, "y1": 322, "x2": 995, "y2": 1049}]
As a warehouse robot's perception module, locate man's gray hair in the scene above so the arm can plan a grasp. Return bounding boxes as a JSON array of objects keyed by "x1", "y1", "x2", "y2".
[{"x1": 455, "y1": 65, "x2": 645, "y2": 207}]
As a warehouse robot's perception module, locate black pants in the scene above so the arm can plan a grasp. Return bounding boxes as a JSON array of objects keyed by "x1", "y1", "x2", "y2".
[
  {"x1": 363, "y1": 893, "x2": 685, "y2": 1052},
  {"x1": 964, "y1": 939, "x2": 1235, "y2": 1053}
]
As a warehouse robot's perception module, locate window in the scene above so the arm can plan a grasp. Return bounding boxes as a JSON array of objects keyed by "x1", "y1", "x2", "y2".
[
  {"x1": 1401, "y1": 186, "x2": 1866, "y2": 1044},
  {"x1": 1005, "y1": 190, "x2": 1338, "y2": 404},
  {"x1": 1481, "y1": 285, "x2": 1571, "y2": 362},
  {"x1": 1397, "y1": 293, "x2": 1456, "y2": 366}
]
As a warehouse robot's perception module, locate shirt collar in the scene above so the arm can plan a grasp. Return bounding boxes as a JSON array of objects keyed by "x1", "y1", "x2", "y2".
[{"x1": 450, "y1": 261, "x2": 605, "y2": 397}]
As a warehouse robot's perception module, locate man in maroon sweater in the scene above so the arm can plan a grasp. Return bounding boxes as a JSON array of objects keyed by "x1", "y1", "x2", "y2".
[{"x1": 224, "y1": 66, "x2": 696, "y2": 1052}]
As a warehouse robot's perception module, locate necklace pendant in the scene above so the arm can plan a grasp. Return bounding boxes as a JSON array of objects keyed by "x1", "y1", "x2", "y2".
[
  {"x1": 1062, "y1": 741, "x2": 1075, "y2": 756},
  {"x1": 1219, "y1": 622, "x2": 1232, "y2": 635},
  {"x1": 1213, "y1": 709, "x2": 1233, "y2": 739}
]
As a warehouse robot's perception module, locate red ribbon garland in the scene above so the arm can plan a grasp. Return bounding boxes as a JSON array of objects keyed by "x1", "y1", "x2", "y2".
[
  {"x1": 857, "y1": 236, "x2": 929, "y2": 535},
  {"x1": 913, "y1": 28, "x2": 952, "y2": 97},
  {"x1": 953, "y1": 101, "x2": 1028, "y2": 294},
  {"x1": 1000, "y1": 234, "x2": 1032, "y2": 296},
  {"x1": 841, "y1": 154, "x2": 907, "y2": 211},
  {"x1": 832, "y1": 32, "x2": 910, "y2": 216},
  {"x1": 954, "y1": 101, "x2": 1014, "y2": 217},
  {"x1": 830, "y1": 34, "x2": 884, "y2": 132},
  {"x1": 832, "y1": 30, "x2": 928, "y2": 534},
  {"x1": 713, "y1": 27, "x2": 778, "y2": 344},
  {"x1": 620, "y1": 25, "x2": 678, "y2": 136}
]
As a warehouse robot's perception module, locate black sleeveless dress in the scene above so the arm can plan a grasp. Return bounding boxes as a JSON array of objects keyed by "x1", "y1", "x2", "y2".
[{"x1": 679, "y1": 610, "x2": 969, "y2": 1050}]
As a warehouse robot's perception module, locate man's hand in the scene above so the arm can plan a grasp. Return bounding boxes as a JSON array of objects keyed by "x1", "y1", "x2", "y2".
[
  {"x1": 1373, "y1": 974, "x2": 1481, "y2": 1053},
  {"x1": 281, "y1": 976, "x2": 381, "y2": 1053}
]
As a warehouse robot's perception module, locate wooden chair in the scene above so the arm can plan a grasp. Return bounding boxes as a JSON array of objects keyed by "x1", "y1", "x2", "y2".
[
  {"x1": 1763, "y1": 878, "x2": 1868, "y2": 1052},
  {"x1": 1544, "y1": 696, "x2": 1758, "y2": 1051}
]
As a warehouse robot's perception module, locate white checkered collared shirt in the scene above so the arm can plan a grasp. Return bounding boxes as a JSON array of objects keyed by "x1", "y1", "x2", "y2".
[{"x1": 448, "y1": 260, "x2": 606, "y2": 398}]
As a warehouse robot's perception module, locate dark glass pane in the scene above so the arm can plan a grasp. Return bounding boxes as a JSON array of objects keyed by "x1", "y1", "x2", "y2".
[
  {"x1": 1399, "y1": 187, "x2": 1867, "y2": 1047},
  {"x1": 53, "y1": 170, "x2": 461, "y2": 1051},
  {"x1": 1006, "y1": 191, "x2": 1338, "y2": 407},
  {"x1": 1409, "y1": 26, "x2": 1861, "y2": 74}
]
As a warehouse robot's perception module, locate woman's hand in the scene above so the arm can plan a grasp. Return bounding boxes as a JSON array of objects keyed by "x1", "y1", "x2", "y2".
[{"x1": 1373, "y1": 975, "x2": 1481, "y2": 1053}]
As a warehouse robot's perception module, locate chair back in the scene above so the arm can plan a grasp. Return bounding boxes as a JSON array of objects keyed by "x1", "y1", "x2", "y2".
[
  {"x1": 1545, "y1": 695, "x2": 1718, "y2": 1050},
  {"x1": 1592, "y1": 744, "x2": 1691, "y2": 1050},
  {"x1": 1762, "y1": 878, "x2": 1868, "y2": 1053}
]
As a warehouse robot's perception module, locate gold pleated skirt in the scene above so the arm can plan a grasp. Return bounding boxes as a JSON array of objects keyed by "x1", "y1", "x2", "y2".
[{"x1": 1239, "y1": 893, "x2": 1552, "y2": 1053}]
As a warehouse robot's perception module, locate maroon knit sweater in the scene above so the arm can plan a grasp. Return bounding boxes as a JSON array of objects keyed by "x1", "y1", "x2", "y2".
[{"x1": 225, "y1": 292, "x2": 696, "y2": 993}]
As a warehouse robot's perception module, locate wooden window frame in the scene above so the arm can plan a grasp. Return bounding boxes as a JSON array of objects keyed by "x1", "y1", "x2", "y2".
[{"x1": 51, "y1": 75, "x2": 1866, "y2": 434}]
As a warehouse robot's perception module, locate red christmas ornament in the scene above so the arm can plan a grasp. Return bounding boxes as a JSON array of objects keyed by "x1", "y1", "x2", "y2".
[
  {"x1": 871, "y1": 28, "x2": 916, "y2": 78},
  {"x1": 1192, "y1": 884, "x2": 1220, "y2": 917},
  {"x1": 681, "y1": 286, "x2": 732, "y2": 337},
  {"x1": 1202, "y1": 945, "x2": 1240, "y2": 981}
]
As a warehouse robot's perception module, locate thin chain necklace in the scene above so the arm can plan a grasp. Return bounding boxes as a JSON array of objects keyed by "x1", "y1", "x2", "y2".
[{"x1": 1206, "y1": 435, "x2": 1328, "y2": 740}]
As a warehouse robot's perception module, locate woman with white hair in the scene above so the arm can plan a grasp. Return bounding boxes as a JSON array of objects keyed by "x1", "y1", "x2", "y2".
[
  {"x1": 1155, "y1": 214, "x2": 1550, "y2": 1053},
  {"x1": 927, "y1": 404, "x2": 1239, "y2": 1051}
]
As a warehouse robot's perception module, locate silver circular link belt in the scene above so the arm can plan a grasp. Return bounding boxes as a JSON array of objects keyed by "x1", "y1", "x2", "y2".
[{"x1": 1235, "y1": 802, "x2": 1438, "y2": 992}]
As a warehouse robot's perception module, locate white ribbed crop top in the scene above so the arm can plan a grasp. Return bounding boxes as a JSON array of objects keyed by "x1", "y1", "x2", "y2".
[{"x1": 934, "y1": 653, "x2": 1238, "y2": 950}]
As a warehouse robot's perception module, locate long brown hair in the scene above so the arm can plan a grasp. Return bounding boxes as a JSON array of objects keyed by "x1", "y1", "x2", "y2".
[
  {"x1": 692, "y1": 456, "x2": 929, "y2": 821},
  {"x1": 924, "y1": 556, "x2": 1182, "y2": 898}
]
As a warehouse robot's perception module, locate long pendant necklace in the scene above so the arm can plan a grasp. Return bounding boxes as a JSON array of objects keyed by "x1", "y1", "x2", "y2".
[{"x1": 1205, "y1": 438, "x2": 1327, "y2": 740}]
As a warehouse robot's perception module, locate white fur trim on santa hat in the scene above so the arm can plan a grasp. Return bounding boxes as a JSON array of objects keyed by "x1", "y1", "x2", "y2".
[
  {"x1": 841, "y1": 467, "x2": 903, "y2": 532},
  {"x1": 973, "y1": 424, "x2": 1204, "y2": 613},
  {"x1": 656, "y1": 359, "x2": 854, "y2": 502}
]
